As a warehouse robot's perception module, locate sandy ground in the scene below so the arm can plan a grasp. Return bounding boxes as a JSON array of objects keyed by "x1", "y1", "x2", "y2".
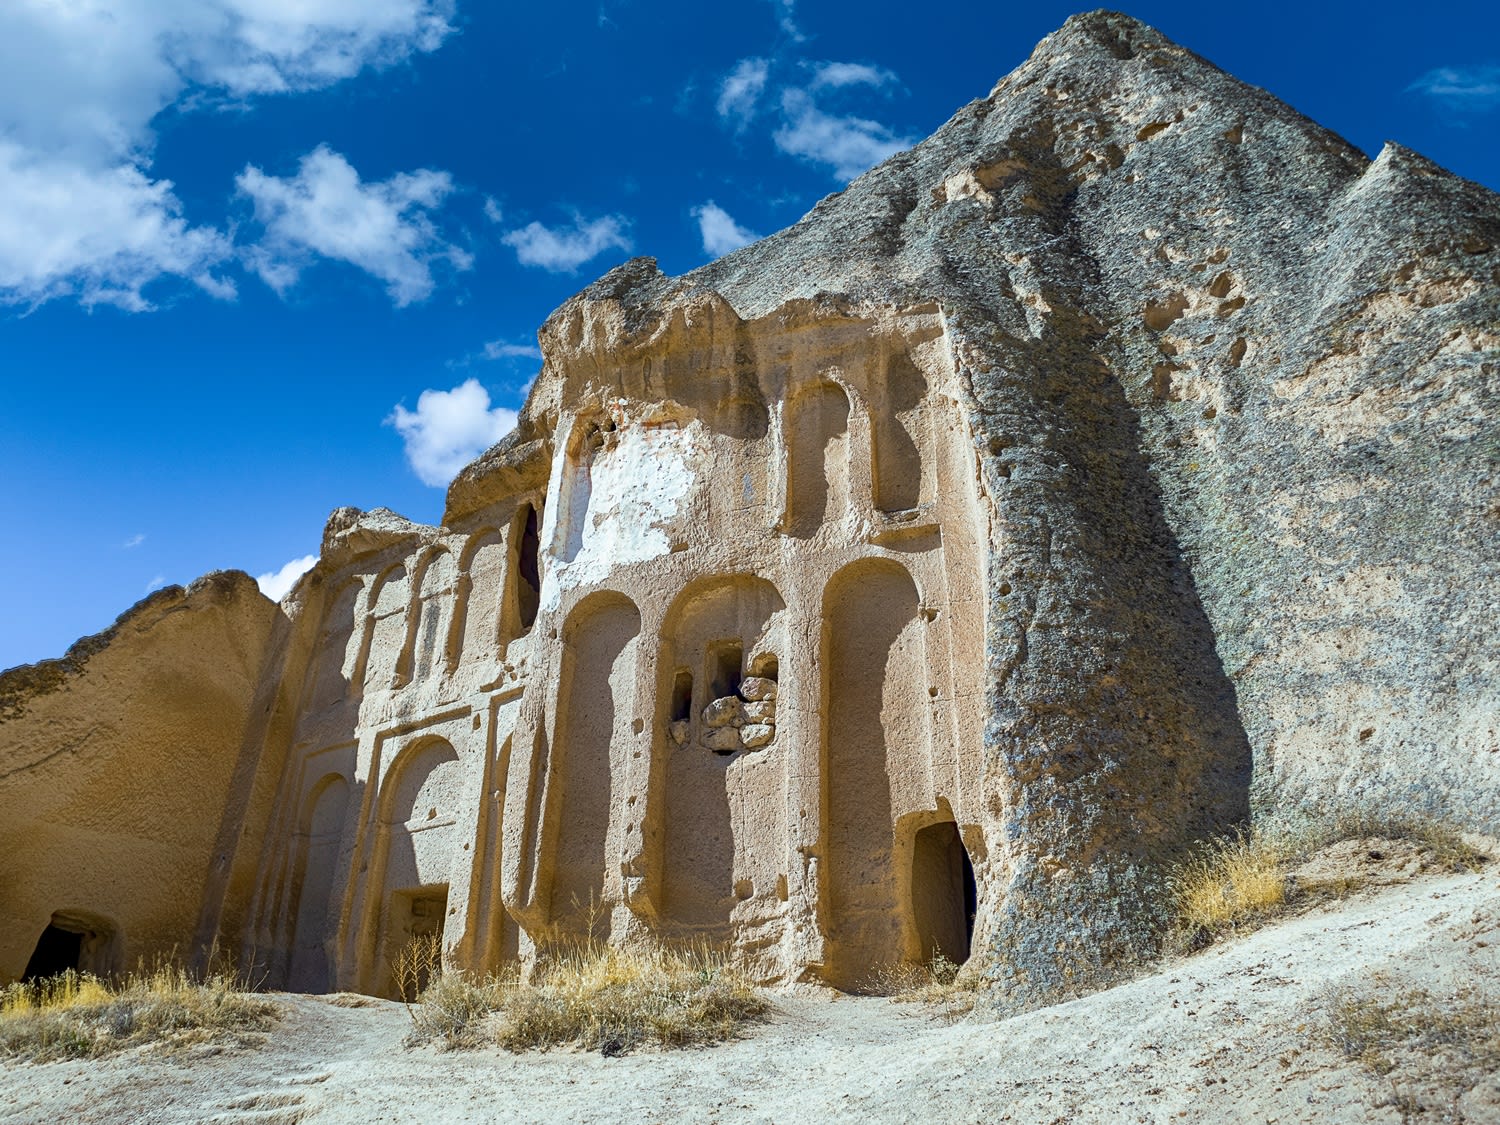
[{"x1": 4, "y1": 862, "x2": 1498, "y2": 1125}]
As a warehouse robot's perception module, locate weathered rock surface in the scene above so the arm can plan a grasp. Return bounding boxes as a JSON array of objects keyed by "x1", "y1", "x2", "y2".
[
  {"x1": 482, "y1": 8, "x2": 1497, "y2": 998},
  {"x1": 0, "y1": 573, "x2": 280, "y2": 978},
  {"x1": 1, "y1": 11, "x2": 1495, "y2": 1012}
]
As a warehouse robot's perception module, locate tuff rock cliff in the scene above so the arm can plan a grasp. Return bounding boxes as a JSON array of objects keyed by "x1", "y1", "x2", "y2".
[{"x1": 2, "y1": 11, "x2": 1496, "y2": 1009}]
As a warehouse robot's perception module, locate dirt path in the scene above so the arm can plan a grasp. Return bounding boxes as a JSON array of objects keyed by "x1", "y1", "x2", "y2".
[{"x1": 4, "y1": 867, "x2": 1498, "y2": 1124}]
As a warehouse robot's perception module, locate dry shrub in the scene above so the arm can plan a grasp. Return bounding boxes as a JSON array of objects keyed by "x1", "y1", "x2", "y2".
[
  {"x1": 392, "y1": 932, "x2": 444, "y2": 1004},
  {"x1": 0, "y1": 963, "x2": 276, "y2": 1063},
  {"x1": 1315, "y1": 810, "x2": 1488, "y2": 874},
  {"x1": 407, "y1": 941, "x2": 768, "y2": 1056},
  {"x1": 867, "y1": 952, "x2": 985, "y2": 1020},
  {"x1": 323, "y1": 992, "x2": 376, "y2": 1009}
]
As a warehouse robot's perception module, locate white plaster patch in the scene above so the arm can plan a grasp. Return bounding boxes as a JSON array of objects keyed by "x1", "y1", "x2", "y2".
[{"x1": 540, "y1": 416, "x2": 701, "y2": 610}]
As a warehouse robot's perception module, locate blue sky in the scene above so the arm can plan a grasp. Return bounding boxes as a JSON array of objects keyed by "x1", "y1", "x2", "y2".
[{"x1": 1, "y1": 0, "x2": 1497, "y2": 670}]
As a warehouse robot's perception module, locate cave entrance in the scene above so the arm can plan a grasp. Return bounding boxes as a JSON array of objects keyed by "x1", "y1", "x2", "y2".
[
  {"x1": 22, "y1": 913, "x2": 114, "y2": 981},
  {"x1": 910, "y1": 821, "x2": 976, "y2": 965}
]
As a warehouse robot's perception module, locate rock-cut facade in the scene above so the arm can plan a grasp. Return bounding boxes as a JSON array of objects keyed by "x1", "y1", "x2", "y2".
[{"x1": 2, "y1": 11, "x2": 1497, "y2": 1005}]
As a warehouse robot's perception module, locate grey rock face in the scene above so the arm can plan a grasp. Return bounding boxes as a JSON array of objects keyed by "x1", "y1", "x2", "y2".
[{"x1": 489, "y1": 10, "x2": 1497, "y2": 1003}]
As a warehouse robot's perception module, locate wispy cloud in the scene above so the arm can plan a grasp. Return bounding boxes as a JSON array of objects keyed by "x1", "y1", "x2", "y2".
[
  {"x1": 773, "y1": 89, "x2": 913, "y2": 181},
  {"x1": 483, "y1": 339, "x2": 543, "y2": 360},
  {"x1": 1409, "y1": 65, "x2": 1500, "y2": 114},
  {"x1": 238, "y1": 146, "x2": 471, "y2": 306},
  {"x1": 0, "y1": 1, "x2": 454, "y2": 310},
  {"x1": 502, "y1": 213, "x2": 632, "y2": 273},
  {"x1": 145, "y1": 575, "x2": 167, "y2": 594},
  {"x1": 256, "y1": 555, "x2": 318, "y2": 602},
  {"x1": 692, "y1": 202, "x2": 759, "y2": 258},
  {"x1": 388, "y1": 378, "x2": 519, "y2": 487},
  {"x1": 767, "y1": 0, "x2": 805, "y2": 42},
  {"x1": 717, "y1": 58, "x2": 770, "y2": 128},
  {"x1": 711, "y1": 52, "x2": 911, "y2": 184},
  {"x1": 122, "y1": 533, "x2": 146, "y2": 549},
  {"x1": 807, "y1": 61, "x2": 897, "y2": 91}
]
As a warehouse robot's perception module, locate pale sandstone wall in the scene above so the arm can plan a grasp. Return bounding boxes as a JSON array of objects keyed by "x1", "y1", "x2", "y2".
[
  {"x1": 245, "y1": 298, "x2": 991, "y2": 995},
  {"x1": 0, "y1": 573, "x2": 277, "y2": 983}
]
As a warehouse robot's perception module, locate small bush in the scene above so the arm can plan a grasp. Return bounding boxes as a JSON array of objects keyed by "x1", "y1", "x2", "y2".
[
  {"x1": 1317, "y1": 810, "x2": 1488, "y2": 874},
  {"x1": 406, "y1": 942, "x2": 768, "y2": 1056},
  {"x1": 0, "y1": 964, "x2": 277, "y2": 1063}
]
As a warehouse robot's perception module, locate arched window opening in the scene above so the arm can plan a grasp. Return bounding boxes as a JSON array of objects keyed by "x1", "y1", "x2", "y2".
[
  {"x1": 708, "y1": 641, "x2": 743, "y2": 702},
  {"x1": 516, "y1": 503, "x2": 541, "y2": 631}
]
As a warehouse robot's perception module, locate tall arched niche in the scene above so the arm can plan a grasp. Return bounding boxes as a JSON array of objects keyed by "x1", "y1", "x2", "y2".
[
  {"x1": 370, "y1": 737, "x2": 463, "y2": 997},
  {"x1": 359, "y1": 563, "x2": 410, "y2": 692},
  {"x1": 304, "y1": 579, "x2": 363, "y2": 713},
  {"x1": 405, "y1": 550, "x2": 458, "y2": 682},
  {"x1": 819, "y1": 556, "x2": 927, "y2": 986},
  {"x1": 287, "y1": 773, "x2": 350, "y2": 993},
  {"x1": 784, "y1": 381, "x2": 851, "y2": 537},
  {"x1": 455, "y1": 528, "x2": 506, "y2": 666},
  {"x1": 545, "y1": 591, "x2": 641, "y2": 937},
  {"x1": 654, "y1": 575, "x2": 786, "y2": 942}
]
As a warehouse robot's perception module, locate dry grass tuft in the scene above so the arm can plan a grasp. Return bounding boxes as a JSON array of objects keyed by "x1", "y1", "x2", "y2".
[
  {"x1": 323, "y1": 992, "x2": 375, "y2": 1009},
  {"x1": 1165, "y1": 812, "x2": 1489, "y2": 953},
  {"x1": 1315, "y1": 810, "x2": 1488, "y2": 874},
  {"x1": 407, "y1": 941, "x2": 769, "y2": 1056},
  {"x1": 0, "y1": 964, "x2": 277, "y2": 1063},
  {"x1": 1168, "y1": 830, "x2": 1288, "y2": 950}
]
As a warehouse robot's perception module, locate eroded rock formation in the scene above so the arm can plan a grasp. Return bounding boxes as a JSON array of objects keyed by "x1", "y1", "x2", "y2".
[{"x1": 2, "y1": 11, "x2": 1496, "y2": 1006}]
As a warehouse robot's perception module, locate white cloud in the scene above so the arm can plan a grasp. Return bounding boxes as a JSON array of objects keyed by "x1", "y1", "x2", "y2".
[
  {"x1": 123, "y1": 533, "x2": 146, "y2": 549},
  {"x1": 483, "y1": 339, "x2": 543, "y2": 360},
  {"x1": 388, "y1": 379, "x2": 519, "y2": 487},
  {"x1": 0, "y1": 143, "x2": 234, "y2": 310},
  {"x1": 502, "y1": 214, "x2": 632, "y2": 274},
  {"x1": 808, "y1": 61, "x2": 897, "y2": 91},
  {"x1": 717, "y1": 58, "x2": 770, "y2": 127},
  {"x1": 237, "y1": 146, "x2": 470, "y2": 306},
  {"x1": 145, "y1": 574, "x2": 167, "y2": 594},
  {"x1": 256, "y1": 554, "x2": 318, "y2": 601},
  {"x1": 483, "y1": 197, "x2": 504, "y2": 224},
  {"x1": 0, "y1": 1, "x2": 454, "y2": 309},
  {"x1": 692, "y1": 202, "x2": 759, "y2": 258},
  {"x1": 1409, "y1": 65, "x2": 1500, "y2": 112},
  {"x1": 773, "y1": 89, "x2": 913, "y2": 181}
]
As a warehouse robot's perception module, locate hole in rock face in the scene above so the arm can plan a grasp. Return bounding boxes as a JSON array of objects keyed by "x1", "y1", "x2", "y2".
[
  {"x1": 22, "y1": 913, "x2": 114, "y2": 981},
  {"x1": 23, "y1": 925, "x2": 83, "y2": 981},
  {"x1": 910, "y1": 822, "x2": 976, "y2": 966},
  {"x1": 517, "y1": 503, "x2": 541, "y2": 631},
  {"x1": 709, "y1": 642, "x2": 743, "y2": 701},
  {"x1": 670, "y1": 671, "x2": 694, "y2": 723},
  {"x1": 749, "y1": 652, "x2": 778, "y2": 682}
]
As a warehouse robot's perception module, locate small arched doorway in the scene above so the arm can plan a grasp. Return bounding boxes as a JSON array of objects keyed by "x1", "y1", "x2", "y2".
[
  {"x1": 22, "y1": 911, "x2": 117, "y2": 980},
  {"x1": 910, "y1": 821, "x2": 976, "y2": 965}
]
